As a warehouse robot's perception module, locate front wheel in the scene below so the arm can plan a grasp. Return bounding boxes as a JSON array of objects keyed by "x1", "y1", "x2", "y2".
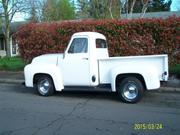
[
  {"x1": 117, "y1": 77, "x2": 144, "y2": 103},
  {"x1": 36, "y1": 75, "x2": 55, "y2": 96}
]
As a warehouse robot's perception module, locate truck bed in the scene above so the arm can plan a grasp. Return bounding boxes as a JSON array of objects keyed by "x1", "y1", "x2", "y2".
[{"x1": 98, "y1": 54, "x2": 168, "y2": 84}]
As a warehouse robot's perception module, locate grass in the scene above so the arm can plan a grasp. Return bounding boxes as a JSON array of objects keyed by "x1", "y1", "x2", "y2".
[
  {"x1": 0, "y1": 56, "x2": 26, "y2": 71},
  {"x1": 169, "y1": 64, "x2": 180, "y2": 75}
]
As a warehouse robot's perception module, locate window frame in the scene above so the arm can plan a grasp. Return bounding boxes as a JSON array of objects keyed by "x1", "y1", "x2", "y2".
[
  {"x1": 68, "y1": 37, "x2": 88, "y2": 54},
  {"x1": 96, "y1": 39, "x2": 108, "y2": 49}
]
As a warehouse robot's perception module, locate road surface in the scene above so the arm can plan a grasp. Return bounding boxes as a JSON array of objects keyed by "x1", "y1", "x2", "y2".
[{"x1": 0, "y1": 83, "x2": 180, "y2": 135}]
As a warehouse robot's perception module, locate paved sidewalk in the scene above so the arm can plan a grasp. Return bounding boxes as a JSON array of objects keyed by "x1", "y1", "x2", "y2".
[
  {"x1": 0, "y1": 71, "x2": 24, "y2": 84},
  {"x1": 0, "y1": 71, "x2": 179, "y2": 92}
]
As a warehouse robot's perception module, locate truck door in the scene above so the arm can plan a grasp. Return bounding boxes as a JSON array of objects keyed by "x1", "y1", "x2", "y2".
[{"x1": 62, "y1": 36, "x2": 90, "y2": 86}]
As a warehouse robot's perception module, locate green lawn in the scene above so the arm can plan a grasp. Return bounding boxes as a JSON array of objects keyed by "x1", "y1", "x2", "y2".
[
  {"x1": 170, "y1": 64, "x2": 180, "y2": 75},
  {"x1": 0, "y1": 56, "x2": 26, "y2": 71}
]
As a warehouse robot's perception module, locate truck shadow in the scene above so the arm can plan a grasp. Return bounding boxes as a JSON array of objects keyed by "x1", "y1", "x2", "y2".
[
  {"x1": 55, "y1": 91, "x2": 120, "y2": 102},
  {"x1": 21, "y1": 85, "x2": 151, "y2": 103},
  {"x1": 14, "y1": 84, "x2": 119, "y2": 102}
]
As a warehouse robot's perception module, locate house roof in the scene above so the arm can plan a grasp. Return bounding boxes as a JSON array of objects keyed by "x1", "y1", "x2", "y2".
[
  {"x1": 0, "y1": 21, "x2": 28, "y2": 35},
  {"x1": 121, "y1": 11, "x2": 180, "y2": 19}
]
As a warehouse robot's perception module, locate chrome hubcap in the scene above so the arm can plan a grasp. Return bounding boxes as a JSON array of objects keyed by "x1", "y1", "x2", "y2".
[
  {"x1": 122, "y1": 83, "x2": 138, "y2": 100},
  {"x1": 39, "y1": 79, "x2": 50, "y2": 94}
]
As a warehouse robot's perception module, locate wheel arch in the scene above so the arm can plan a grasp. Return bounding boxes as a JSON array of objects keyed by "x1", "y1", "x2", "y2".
[
  {"x1": 32, "y1": 70, "x2": 64, "y2": 91},
  {"x1": 33, "y1": 73, "x2": 53, "y2": 85},
  {"x1": 115, "y1": 73, "x2": 147, "y2": 91}
]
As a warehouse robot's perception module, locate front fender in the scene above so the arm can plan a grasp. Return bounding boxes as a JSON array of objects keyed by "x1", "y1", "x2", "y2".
[
  {"x1": 24, "y1": 63, "x2": 64, "y2": 91},
  {"x1": 110, "y1": 65, "x2": 160, "y2": 92}
]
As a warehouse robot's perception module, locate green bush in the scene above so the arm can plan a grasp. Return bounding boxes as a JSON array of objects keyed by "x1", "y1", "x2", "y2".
[
  {"x1": 16, "y1": 17, "x2": 180, "y2": 66},
  {"x1": 170, "y1": 64, "x2": 180, "y2": 75},
  {"x1": 0, "y1": 56, "x2": 26, "y2": 71}
]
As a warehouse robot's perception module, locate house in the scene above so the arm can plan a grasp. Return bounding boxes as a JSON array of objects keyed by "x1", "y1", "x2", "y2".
[
  {"x1": 121, "y1": 11, "x2": 180, "y2": 19},
  {"x1": 0, "y1": 21, "x2": 27, "y2": 57}
]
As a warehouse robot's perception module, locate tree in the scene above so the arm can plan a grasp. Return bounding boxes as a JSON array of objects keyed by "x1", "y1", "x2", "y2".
[
  {"x1": 89, "y1": 0, "x2": 109, "y2": 19},
  {"x1": 27, "y1": 0, "x2": 45, "y2": 22},
  {"x1": 76, "y1": 0, "x2": 90, "y2": 19},
  {"x1": 131, "y1": 0, "x2": 172, "y2": 13},
  {"x1": 77, "y1": 0, "x2": 122, "y2": 19},
  {"x1": 58, "y1": 0, "x2": 75, "y2": 20},
  {"x1": 42, "y1": 0, "x2": 60, "y2": 21},
  {"x1": 108, "y1": 0, "x2": 121, "y2": 19},
  {"x1": 28, "y1": 0, "x2": 38, "y2": 22},
  {"x1": 129, "y1": 0, "x2": 137, "y2": 19},
  {"x1": 122, "y1": 0, "x2": 172, "y2": 19},
  {"x1": 140, "y1": 0, "x2": 152, "y2": 18},
  {"x1": 42, "y1": 0, "x2": 75, "y2": 22},
  {"x1": 0, "y1": 0, "x2": 29, "y2": 56},
  {"x1": 147, "y1": 0, "x2": 172, "y2": 12}
]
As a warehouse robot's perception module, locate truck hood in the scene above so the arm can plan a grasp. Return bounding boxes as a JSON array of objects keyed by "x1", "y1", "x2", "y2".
[{"x1": 32, "y1": 53, "x2": 63, "y2": 64}]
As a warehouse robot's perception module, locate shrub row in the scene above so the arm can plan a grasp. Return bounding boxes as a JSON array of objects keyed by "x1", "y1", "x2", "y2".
[{"x1": 16, "y1": 16, "x2": 180, "y2": 65}]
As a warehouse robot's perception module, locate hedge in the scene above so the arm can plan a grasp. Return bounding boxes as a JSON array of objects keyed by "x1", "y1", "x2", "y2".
[{"x1": 16, "y1": 16, "x2": 180, "y2": 65}]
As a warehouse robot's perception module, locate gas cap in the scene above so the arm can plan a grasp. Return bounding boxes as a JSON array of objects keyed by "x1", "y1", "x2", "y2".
[{"x1": 92, "y1": 75, "x2": 96, "y2": 82}]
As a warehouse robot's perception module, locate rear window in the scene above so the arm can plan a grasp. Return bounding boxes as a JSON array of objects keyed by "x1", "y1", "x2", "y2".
[{"x1": 96, "y1": 39, "x2": 107, "y2": 48}]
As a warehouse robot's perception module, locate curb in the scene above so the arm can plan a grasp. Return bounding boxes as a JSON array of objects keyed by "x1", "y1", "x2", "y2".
[
  {"x1": 158, "y1": 87, "x2": 180, "y2": 92},
  {"x1": 0, "y1": 79, "x2": 24, "y2": 84},
  {"x1": 0, "y1": 79, "x2": 179, "y2": 93}
]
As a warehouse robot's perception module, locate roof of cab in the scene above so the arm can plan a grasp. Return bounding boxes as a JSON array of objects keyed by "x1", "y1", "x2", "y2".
[{"x1": 72, "y1": 32, "x2": 106, "y2": 40}]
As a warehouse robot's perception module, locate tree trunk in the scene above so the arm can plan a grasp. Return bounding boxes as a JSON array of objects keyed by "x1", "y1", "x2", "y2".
[
  {"x1": 2, "y1": 0, "x2": 11, "y2": 57},
  {"x1": 129, "y1": 0, "x2": 136, "y2": 19},
  {"x1": 140, "y1": 0, "x2": 150, "y2": 18},
  {"x1": 5, "y1": 23, "x2": 11, "y2": 57},
  {"x1": 109, "y1": 0, "x2": 114, "y2": 19}
]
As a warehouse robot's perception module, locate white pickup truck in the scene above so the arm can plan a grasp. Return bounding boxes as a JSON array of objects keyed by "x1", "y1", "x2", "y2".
[{"x1": 24, "y1": 32, "x2": 168, "y2": 103}]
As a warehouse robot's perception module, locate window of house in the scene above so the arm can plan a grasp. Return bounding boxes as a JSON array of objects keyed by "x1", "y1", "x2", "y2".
[
  {"x1": 0, "y1": 38, "x2": 4, "y2": 50},
  {"x1": 68, "y1": 38, "x2": 88, "y2": 53},
  {"x1": 96, "y1": 39, "x2": 107, "y2": 48}
]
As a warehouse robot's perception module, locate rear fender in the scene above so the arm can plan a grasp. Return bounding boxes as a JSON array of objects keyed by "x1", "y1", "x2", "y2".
[{"x1": 110, "y1": 66, "x2": 160, "y2": 92}]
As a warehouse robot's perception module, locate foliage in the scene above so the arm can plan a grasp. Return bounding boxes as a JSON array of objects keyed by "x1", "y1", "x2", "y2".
[
  {"x1": 0, "y1": 56, "x2": 26, "y2": 71},
  {"x1": 77, "y1": 0, "x2": 172, "y2": 19},
  {"x1": 127, "y1": 0, "x2": 172, "y2": 13},
  {"x1": 0, "y1": 0, "x2": 29, "y2": 56},
  {"x1": 169, "y1": 64, "x2": 180, "y2": 76},
  {"x1": 27, "y1": 0, "x2": 75, "y2": 22},
  {"x1": 16, "y1": 17, "x2": 180, "y2": 66},
  {"x1": 76, "y1": 0, "x2": 91, "y2": 18},
  {"x1": 147, "y1": 0, "x2": 172, "y2": 12},
  {"x1": 27, "y1": 0, "x2": 41, "y2": 22},
  {"x1": 42, "y1": 0, "x2": 75, "y2": 21},
  {"x1": 77, "y1": 0, "x2": 121, "y2": 19}
]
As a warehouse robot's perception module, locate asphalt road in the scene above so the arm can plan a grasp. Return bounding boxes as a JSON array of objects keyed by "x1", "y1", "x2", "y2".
[{"x1": 0, "y1": 83, "x2": 180, "y2": 135}]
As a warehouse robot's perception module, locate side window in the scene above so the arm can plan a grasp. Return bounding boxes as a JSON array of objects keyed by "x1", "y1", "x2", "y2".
[
  {"x1": 68, "y1": 38, "x2": 88, "y2": 53},
  {"x1": 96, "y1": 39, "x2": 107, "y2": 48}
]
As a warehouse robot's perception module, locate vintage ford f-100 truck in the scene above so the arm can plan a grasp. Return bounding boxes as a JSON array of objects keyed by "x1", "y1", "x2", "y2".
[{"x1": 24, "y1": 32, "x2": 168, "y2": 103}]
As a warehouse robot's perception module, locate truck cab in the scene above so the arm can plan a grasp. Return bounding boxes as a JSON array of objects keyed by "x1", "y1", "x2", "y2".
[
  {"x1": 59, "y1": 32, "x2": 108, "y2": 87},
  {"x1": 24, "y1": 32, "x2": 168, "y2": 103}
]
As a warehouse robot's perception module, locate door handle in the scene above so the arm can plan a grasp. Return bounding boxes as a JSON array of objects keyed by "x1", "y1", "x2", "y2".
[{"x1": 82, "y1": 58, "x2": 88, "y2": 60}]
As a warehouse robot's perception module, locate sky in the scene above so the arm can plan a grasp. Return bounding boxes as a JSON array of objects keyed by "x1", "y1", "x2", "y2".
[
  {"x1": 171, "y1": 0, "x2": 180, "y2": 11},
  {"x1": 12, "y1": 0, "x2": 180, "y2": 22}
]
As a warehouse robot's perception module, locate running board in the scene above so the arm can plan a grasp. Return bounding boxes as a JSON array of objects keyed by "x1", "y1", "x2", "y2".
[{"x1": 63, "y1": 84, "x2": 112, "y2": 92}]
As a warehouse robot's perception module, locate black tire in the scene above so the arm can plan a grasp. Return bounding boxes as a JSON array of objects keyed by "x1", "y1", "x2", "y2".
[
  {"x1": 117, "y1": 77, "x2": 144, "y2": 103},
  {"x1": 36, "y1": 75, "x2": 55, "y2": 96}
]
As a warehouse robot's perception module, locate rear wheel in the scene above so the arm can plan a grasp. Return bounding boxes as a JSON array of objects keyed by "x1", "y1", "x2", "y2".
[
  {"x1": 36, "y1": 75, "x2": 55, "y2": 96},
  {"x1": 117, "y1": 77, "x2": 144, "y2": 103}
]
